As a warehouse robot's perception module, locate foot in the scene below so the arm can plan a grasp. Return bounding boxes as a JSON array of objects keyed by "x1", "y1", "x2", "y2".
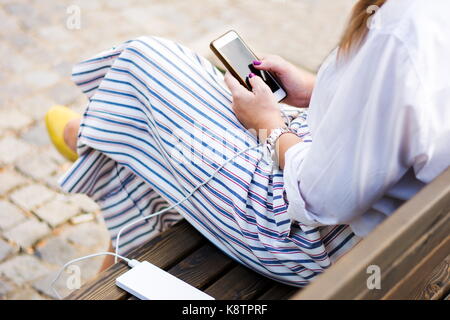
[
  {"x1": 45, "y1": 105, "x2": 81, "y2": 162},
  {"x1": 63, "y1": 118, "x2": 81, "y2": 152}
]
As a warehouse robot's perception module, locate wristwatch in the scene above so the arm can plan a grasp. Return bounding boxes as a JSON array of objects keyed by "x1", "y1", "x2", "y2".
[{"x1": 265, "y1": 127, "x2": 296, "y2": 168}]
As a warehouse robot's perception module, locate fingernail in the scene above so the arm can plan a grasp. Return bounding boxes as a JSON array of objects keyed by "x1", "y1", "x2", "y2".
[
  {"x1": 252, "y1": 60, "x2": 262, "y2": 65},
  {"x1": 249, "y1": 73, "x2": 255, "y2": 78}
]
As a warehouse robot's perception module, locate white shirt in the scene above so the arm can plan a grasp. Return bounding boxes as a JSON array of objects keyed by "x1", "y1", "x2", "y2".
[{"x1": 284, "y1": 0, "x2": 450, "y2": 236}]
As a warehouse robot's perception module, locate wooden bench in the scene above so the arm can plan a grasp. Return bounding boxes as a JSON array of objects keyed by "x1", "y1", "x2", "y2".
[{"x1": 67, "y1": 167, "x2": 450, "y2": 300}]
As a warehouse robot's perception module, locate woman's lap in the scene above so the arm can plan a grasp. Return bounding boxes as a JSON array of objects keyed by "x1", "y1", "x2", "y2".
[{"x1": 60, "y1": 36, "x2": 359, "y2": 286}]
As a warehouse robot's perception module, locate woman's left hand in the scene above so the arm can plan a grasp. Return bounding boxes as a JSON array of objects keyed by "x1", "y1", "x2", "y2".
[{"x1": 224, "y1": 72, "x2": 285, "y2": 139}]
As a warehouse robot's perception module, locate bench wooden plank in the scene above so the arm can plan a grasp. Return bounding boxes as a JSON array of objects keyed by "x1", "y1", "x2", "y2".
[
  {"x1": 126, "y1": 243, "x2": 236, "y2": 300},
  {"x1": 384, "y1": 237, "x2": 450, "y2": 300},
  {"x1": 204, "y1": 265, "x2": 274, "y2": 300},
  {"x1": 363, "y1": 211, "x2": 450, "y2": 299},
  {"x1": 291, "y1": 167, "x2": 450, "y2": 300},
  {"x1": 167, "y1": 242, "x2": 236, "y2": 289},
  {"x1": 414, "y1": 253, "x2": 450, "y2": 300},
  {"x1": 66, "y1": 220, "x2": 205, "y2": 300},
  {"x1": 257, "y1": 283, "x2": 297, "y2": 300},
  {"x1": 68, "y1": 168, "x2": 450, "y2": 300},
  {"x1": 411, "y1": 253, "x2": 450, "y2": 300}
]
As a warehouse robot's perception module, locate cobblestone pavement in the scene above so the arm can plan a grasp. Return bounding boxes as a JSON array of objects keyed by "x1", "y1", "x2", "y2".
[{"x1": 0, "y1": 0, "x2": 355, "y2": 299}]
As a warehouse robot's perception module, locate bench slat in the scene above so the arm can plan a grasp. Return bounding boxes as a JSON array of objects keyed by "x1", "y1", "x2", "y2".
[
  {"x1": 204, "y1": 265, "x2": 273, "y2": 300},
  {"x1": 291, "y1": 167, "x2": 450, "y2": 300},
  {"x1": 412, "y1": 253, "x2": 449, "y2": 300},
  {"x1": 363, "y1": 211, "x2": 450, "y2": 299},
  {"x1": 66, "y1": 220, "x2": 205, "y2": 300},
  {"x1": 257, "y1": 283, "x2": 297, "y2": 300},
  {"x1": 167, "y1": 243, "x2": 236, "y2": 290},
  {"x1": 383, "y1": 235, "x2": 450, "y2": 300}
]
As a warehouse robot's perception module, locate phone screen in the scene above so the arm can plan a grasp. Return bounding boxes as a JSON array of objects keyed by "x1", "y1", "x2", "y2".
[{"x1": 219, "y1": 38, "x2": 281, "y2": 93}]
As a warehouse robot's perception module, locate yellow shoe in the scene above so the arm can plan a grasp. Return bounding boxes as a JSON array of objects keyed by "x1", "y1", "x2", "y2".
[{"x1": 45, "y1": 105, "x2": 80, "y2": 162}]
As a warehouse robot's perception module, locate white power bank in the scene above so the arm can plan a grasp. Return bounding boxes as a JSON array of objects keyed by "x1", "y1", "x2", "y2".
[{"x1": 116, "y1": 261, "x2": 215, "y2": 300}]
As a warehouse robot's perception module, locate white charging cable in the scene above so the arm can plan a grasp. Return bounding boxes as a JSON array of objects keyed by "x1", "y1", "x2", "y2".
[
  {"x1": 50, "y1": 252, "x2": 140, "y2": 299},
  {"x1": 51, "y1": 143, "x2": 264, "y2": 298},
  {"x1": 113, "y1": 143, "x2": 264, "y2": 262},
  {"x1": 51, "y1": 106, "x2": 291, "y2": 299}
]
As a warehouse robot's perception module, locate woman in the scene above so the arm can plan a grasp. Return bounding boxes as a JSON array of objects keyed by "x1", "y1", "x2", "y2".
[{"x1": 46, "y1": 0, "x2": 450, "y2": 286}]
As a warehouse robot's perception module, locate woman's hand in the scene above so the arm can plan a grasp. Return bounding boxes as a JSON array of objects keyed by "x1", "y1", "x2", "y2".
[
  {"x1": 252, "y1": 55, "x2": 316, "y2": 108},
  {"x1": 224, "y1": 72, "x2": 285, "y2": 139}
]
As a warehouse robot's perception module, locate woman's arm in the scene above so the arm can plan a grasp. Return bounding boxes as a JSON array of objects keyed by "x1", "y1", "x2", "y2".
[{"x1": 276, "y1": 133, "x2": 303, "y2": 169}]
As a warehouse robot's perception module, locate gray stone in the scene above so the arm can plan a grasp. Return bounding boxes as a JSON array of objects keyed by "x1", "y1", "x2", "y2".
[
  {"x1": 77, "y1": 0, "x2": 104, "y2": 11},
  {"x1": 34, "y1": 196, "x2": 80, "y2": 227},
  {"x1": 32, "y1": 272, "x2": 71, "y2": 299},
  {"x1": 3, "y1": 2, "x2": 34, "y2": 18},
  {"x1": 0, "y1": 9, "x2": 20, "y2": 36},
  {"x1": 1, "y1": 79, "x2": 33, "y2": 105},
  {"x1": 69, "y1": 194, "x2": 100, "y2": 213},
  {"x1": 21, "y1": 41, "x2": 58, "y2": 66},
  {"x1": 0, "y1": 136, "x2": 32, "y2": 165},
  {"x1": 10, "y1": 184, "x2": 56, "y2": 210},
  {"x1": 78, "y1": 256, "x2": 103, "y2": 282},
  {"x1": 0, "y1": 239, "x2": 15, "y2": 261},
  {"x1": 4, "y1": 219, "x2": 51, "y2": 248},
  {"x1": 1, "y1": 52, "x2": 33, "y2": 75},
  {"x1": 0, "y1": 200, "x2": 26, "y2": 231},
  {"x1": 0, "y1": 255, "x2": 49, "y2": 285},
  {"x1": 53, "y1": 61, "x2": 74, "y2": 78},
  {"x1": 0, "y1": 279, "x2": 14, "y2": 297},
  {"x1": 17, "y1": 94, "x2": 57, "y2": 121},
  {"x1": 64, "y1": 222, "x2": 107, "y2": 248},
  {"x1": 0, "y1": 170, "x2": 28, "y2": 195},
  {"x1": 37, "y1": 25, "x2": 74, "y2": 43},
  {"x1": 21, "y1": 123, "x2": 51, "y2": 146},
  {"x1": 0, "y1": 109, "x2": 33, "y2": 132},
  {"x1": 16, "y1": 153, "x2": 59, "y2": 181},
  {"x1": 44, "y1": 146, "x2": 69, "y2": 165},
  {"x1": 23, "y1": 70, "x2": 60, "y2": 90},
  {"x1": 36, "y1": 237, "x2": 79, "y2": 266},
  {"x1": 0, "y1": 0, "x2": 358, "y2": 300},
  {"x1": 18, "y1": 9, "x2": 51, "y2": 32},
  {"x1": 43, "y1": 173, "x2": 62, "y2": 190},
  {"x1": 48, "y1": 82, "x2": 80, "y2": 106},
  {"x1": 8, "y1": 288, "x2": 46, "y2": 300},
  {"x1": 4, "y1": 31, "x2": 35, "y2": 52}
]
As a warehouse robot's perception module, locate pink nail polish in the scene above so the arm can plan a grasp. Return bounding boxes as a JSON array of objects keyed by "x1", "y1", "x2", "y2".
[
  {"x1": 252, "y1": 60, "x2": 262, "y2": 65},
  {"x1": 249, "y1": 73, "x2": 255, "y2": 78}
]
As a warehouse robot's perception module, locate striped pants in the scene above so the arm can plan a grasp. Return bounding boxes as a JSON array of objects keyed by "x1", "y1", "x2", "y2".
[{"x1": 60, "y1": 36, "x2": 359, "y2": 286}]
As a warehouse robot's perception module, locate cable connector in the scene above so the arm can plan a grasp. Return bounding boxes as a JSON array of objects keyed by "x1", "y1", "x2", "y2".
[
  {"x1": 128, "y1": 259, "x2": 141, "y2": 268},
  {"x1": 51, "y1": 252, "x2": 139, "y2": 299}
]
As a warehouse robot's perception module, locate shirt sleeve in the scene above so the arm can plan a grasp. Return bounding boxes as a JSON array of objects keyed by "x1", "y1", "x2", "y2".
[{"x1": 283, "y1": 33, "x2": 428, "y2": 227}]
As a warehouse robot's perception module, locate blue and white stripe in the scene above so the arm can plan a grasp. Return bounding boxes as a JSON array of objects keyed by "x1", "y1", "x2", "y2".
[{"x1": 60, "y1": 36, "x2": 360, "y2": 287}]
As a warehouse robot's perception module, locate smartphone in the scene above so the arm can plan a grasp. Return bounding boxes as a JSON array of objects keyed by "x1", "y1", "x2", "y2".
[{"x1": 210, "y1": 30, "x2": 287, "y2": 102}]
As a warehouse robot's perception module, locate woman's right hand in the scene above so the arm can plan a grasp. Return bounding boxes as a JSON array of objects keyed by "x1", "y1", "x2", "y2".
[{"x1": 253, "y1": 55, "x2": 316, "y2": 108}]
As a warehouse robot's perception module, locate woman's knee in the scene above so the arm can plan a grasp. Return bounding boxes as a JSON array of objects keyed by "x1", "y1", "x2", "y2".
[{"x1": 126, "y1": 36, "x2": 186, "y2": 64}]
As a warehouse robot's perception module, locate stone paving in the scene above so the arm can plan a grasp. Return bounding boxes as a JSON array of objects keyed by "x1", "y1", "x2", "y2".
[{"x1": 0, "y1": 0, "x2": 356, "y2": 299}]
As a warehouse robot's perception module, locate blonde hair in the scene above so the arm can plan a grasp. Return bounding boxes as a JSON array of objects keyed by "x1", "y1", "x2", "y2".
[{"x1": 339, "y1": 0, "x2": 388, "y2": 55}]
